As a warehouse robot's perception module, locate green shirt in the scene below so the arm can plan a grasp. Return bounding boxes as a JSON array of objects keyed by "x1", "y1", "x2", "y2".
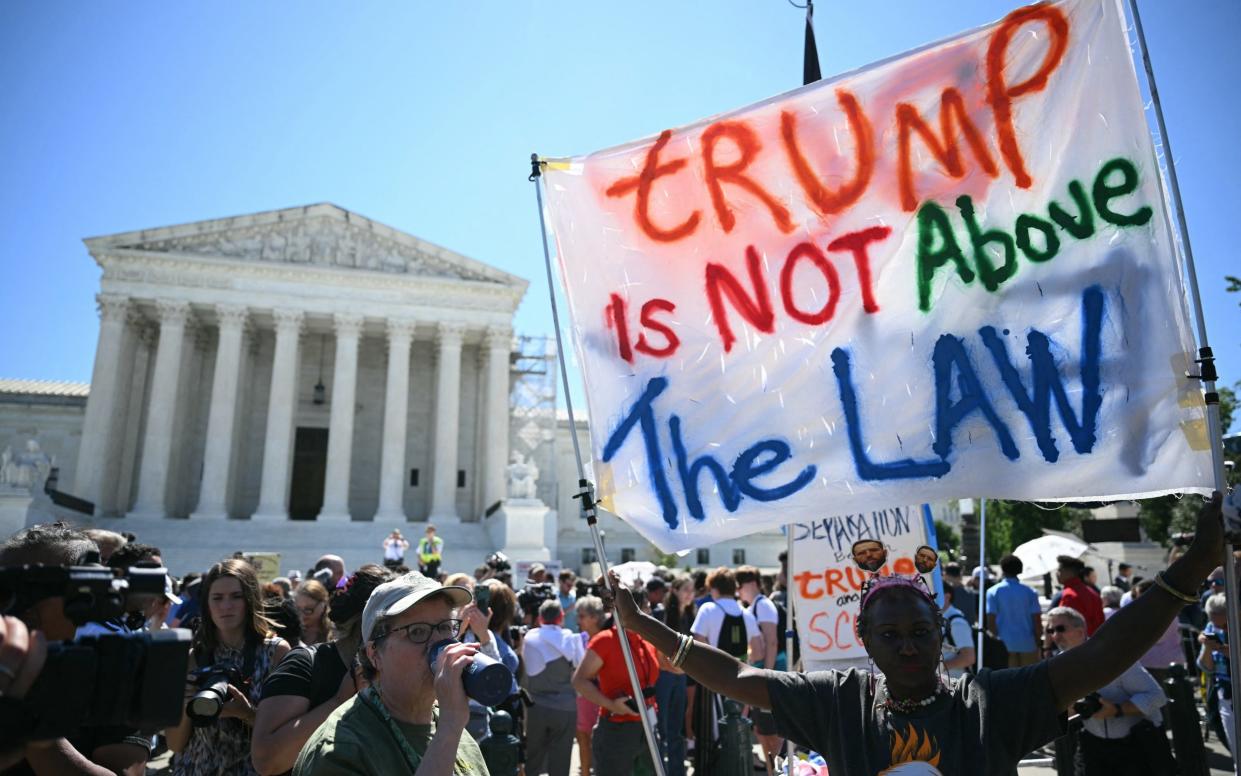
[{"x1": 293, "y1": 694, "x2": 489, "y2": 776}]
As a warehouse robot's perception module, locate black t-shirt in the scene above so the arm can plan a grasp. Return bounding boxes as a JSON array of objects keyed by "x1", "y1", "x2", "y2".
[
  {"x1": 766, "y1": 663, "x2": 1065, "y2": 776},
  {"x1": 260, "y1": 643, "x2": 348, "y2": 708}
]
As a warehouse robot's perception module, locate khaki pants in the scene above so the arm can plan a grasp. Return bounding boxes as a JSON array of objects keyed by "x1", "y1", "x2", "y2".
[{"x1": 1008, "y1": 651, "x2": 1040, "y2": 667}]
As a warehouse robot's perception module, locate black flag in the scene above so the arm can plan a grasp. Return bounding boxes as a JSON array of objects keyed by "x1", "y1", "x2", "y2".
[{"x1": 803, "y1": 0, "x2": 822, "y2": 85}]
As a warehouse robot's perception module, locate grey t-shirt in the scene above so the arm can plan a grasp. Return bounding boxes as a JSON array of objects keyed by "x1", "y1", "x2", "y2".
[{"x1": 766, "y1": 664, "x2": 1064, "y2": 775}]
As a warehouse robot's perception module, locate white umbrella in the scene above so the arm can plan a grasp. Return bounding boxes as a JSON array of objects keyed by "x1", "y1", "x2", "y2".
[{"x1": 1012, "y1": 533, "x2": 1090, "y2": 579}]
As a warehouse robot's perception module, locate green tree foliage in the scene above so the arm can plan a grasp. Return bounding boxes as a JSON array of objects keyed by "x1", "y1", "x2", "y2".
[
  {"x1": 934, "y1": 520, "x2": 960, "y2": 556},
  {"x1": 982, "y1": 500, "x2": 1090, "y2": 563}
]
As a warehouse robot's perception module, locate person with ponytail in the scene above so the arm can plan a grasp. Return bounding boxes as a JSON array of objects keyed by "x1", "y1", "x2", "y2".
[{"x1": 250, "y1": 564, "x2": 396, "y2": 775}]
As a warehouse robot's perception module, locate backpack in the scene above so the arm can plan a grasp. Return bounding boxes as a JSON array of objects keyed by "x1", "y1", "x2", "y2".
[
  {"x1": 755, "y1": 594, "x2": 799, "y2": 665},
  {"x1": 944, "y1": 612, "x2": 1008, "y2": 671}
]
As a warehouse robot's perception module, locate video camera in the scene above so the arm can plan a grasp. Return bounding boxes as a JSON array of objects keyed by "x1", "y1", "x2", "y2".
[
  {"x1": 0, "y1": 563, "x2": 167, "y2": 626},
  {"x1": 516, "y1": 582, "x2": 556, "y2": 621},
  {"x1": 0, "y1": 564, "x2": 192, "y2": 746},
  {"x1": 485, "y1": 552, "x2": 511, "y2": 574}
]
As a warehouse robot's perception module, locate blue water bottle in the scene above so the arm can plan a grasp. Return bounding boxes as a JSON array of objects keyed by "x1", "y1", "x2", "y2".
[{"x1": 427, "y1": 639, "x2": 513, "y2": 707}]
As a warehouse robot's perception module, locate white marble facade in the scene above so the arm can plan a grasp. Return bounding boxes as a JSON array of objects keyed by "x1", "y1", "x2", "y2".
[{"x1": 71, "y1": 204, "x2": 527, "y2": 526}]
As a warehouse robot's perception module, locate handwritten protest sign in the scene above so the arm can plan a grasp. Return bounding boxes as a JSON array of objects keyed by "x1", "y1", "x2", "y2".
[
  {"x1": 542, "y1": 0, "x2": 1213, "y2": 553},
  {"x1": 789, "y1": 504, "x2": 938, "y2": 668}
]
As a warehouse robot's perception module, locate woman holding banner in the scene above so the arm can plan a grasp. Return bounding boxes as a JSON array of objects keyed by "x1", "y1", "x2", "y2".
[{"x1": 606, "y1": 494, "x2": 1224, "y2": 775}]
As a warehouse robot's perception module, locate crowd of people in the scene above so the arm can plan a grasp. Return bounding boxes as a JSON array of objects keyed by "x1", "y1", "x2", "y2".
[{"x1": 0, "y1": 491, "x2": 1232, "y2": 776}]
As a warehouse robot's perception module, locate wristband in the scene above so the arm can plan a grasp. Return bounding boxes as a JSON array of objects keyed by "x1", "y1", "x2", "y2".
[{"x1": 1153, "y1": 572, "x2": 1198, "y2": 604}]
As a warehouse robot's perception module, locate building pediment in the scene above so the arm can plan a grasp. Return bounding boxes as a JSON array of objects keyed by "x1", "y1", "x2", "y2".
[{"x1": 85, "y1": 203, "x2": 522, "y2": 288}]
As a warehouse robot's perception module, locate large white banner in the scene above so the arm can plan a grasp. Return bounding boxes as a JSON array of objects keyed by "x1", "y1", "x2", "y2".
[
  {"x1": 542, "y1": 0, "x2": 1212, "y2": 553},
  {"x1": 789, "y1": 504, "x2": 940, "y2": 669}
]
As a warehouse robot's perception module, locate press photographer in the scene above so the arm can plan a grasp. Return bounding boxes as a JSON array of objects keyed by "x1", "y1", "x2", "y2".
[
  {"x1": 0, "y1": 522, "x2": 191, "y2": 775},
  {"x1": 165, "y1": 559, "x2": 290, "y2": 775}
]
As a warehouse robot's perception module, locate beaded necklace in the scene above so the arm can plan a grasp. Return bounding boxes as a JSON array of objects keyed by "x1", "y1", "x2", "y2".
[{"x1": 876, "y1": 678, "x2": 949, "y2": 715}]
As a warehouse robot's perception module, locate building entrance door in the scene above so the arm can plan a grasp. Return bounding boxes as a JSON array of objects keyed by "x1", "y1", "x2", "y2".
[{"x1": 289, "y1": 427, "x2": 328, "y2": 520}]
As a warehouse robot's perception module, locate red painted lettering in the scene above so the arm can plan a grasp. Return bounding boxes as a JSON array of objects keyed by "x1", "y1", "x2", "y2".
[
  {"x1": 701, "y1": 121, "x2": 794, "y2": 234},
  {"x1": 605, "y1": 293, "x2": 634, "y2": 364},
  {"x1": 896, "y1": 87, "x2": 999, "y2": 211},
  {"x1": 833, "y1": 610, "x2": 855, "y2": 652},
  {"x1": 826, "y1": 226, "x2": 892, "y2": 314},
  {"x1": 705, "y1": 246, "x2": 775, "y2": 353},
  {"x1": 986, "y1": 4, "x2": 1070, "y2": 189},
  {"x1": 781, "y1": 89, "x2": 875, "y2": 217},
  {"x1": 795, "y1": 570, "x2": 825, "y2": 600},
  {"x1": 808, "y1": 611, "x2": 833, "y2": 652},
  {"x1": 824, "y1": 567, "x2": 848, "y2": 596},
  {"x1": 635, "y1": 298, "x2": 680, "y2": 358},
  {"x1": 779, "y1": 243, "x2": 841, "y2": 326},
  {"x1": 605, "y1": 129, "x2": 701, "y2": 242}
]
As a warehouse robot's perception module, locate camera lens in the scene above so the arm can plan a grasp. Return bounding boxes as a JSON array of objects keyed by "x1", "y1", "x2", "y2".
[{"x1": 187, "y1": 676, "x2": 231, "y2": 724}]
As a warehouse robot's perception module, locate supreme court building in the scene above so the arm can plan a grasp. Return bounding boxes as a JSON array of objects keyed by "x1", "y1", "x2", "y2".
[{"x1": 0, "y1": 204, "x2": 789, "y2": 574}]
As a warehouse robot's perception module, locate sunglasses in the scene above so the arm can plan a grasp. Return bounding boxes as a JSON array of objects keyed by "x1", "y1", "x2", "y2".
[
  {"x1": 1046, "y1": 624, "x2": 1073, "y2": 635},
  {"x1": 298, "y1": 603, "x2": 323, "y2": 616}
]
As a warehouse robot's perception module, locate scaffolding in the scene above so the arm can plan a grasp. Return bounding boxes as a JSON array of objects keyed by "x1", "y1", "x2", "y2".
[{"x1": 508, "y1": 334, "x2": 558, "y2": 509}]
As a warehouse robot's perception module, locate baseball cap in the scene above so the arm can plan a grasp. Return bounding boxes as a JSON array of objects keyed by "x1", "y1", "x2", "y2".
[
  {"x1": 163, "y1": 574, "x2": 182, "y2": 606},
  {"x1": 362, "y1": 571, "x2": 471, "y2": 642}
]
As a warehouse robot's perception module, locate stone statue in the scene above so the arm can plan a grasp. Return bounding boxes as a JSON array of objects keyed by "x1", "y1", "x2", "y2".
[
  {"x1": 0, "y1": 446, "x2": 12, "y2": 486},
  {"x1": 3, "y1": 440, "x2": 52, "y2": 491},
  {"x1": 507, "y1": 452, "x2": 540, "y2": 501}
]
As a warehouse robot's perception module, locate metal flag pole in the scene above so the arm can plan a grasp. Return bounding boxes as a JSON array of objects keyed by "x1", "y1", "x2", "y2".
[
  {"x1": 784, "y1": 1, "x2": 819, "y2": 765},
  {"x1": 1125, "y1": 1, "x2": 1240, "y2": 766},
  {"x1": 528, "y1": 155, "x2": 668, "y2": 776},
  {"x1": 976, "y1": 498, "x2": 986, "y2": 673}
]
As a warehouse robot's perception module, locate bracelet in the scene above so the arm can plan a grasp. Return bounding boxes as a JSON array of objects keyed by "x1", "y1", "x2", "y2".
[
  {"x1": 1153, "y1": 572, "x2": 1198, "y2": 604},
  {"x1": 671, "y1": 634, "x2": 693, "y2": 668}
]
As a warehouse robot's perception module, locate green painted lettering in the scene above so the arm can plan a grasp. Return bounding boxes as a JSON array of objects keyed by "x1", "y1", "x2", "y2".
[
  {"x1": 917, "y1": 200, "x2": 975, "y2": 312},
  {"x1": 1092, "y1": 158, "x2": 1152, "y2": 227}
]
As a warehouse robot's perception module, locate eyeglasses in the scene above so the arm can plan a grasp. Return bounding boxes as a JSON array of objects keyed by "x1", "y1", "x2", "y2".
[
  {"x1": 1211, "y1": 579, "x2": 1226, "y2": 586},
  {"x1": 1046, "y1": 624, "x2": 1072, "y2": 635},
  {"x1": 298, "y1": 603, "x2": 323, "y2": 616},
  {"x1": 382, "y1": 619, "x2": 463, "y2": 645}
]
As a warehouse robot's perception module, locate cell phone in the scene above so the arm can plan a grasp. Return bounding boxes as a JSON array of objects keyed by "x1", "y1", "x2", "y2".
[{"x1": 474, "y1": 585, "x2": 491, "y2": 614}]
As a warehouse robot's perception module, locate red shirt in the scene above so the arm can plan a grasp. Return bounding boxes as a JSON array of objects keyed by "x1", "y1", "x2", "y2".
[
  {"x1": 1060, "y1": 578, "x2": 1104, "y2": 635},
  {"x1": 587, "y1": 627, "x2": 660, "y2": 723}
]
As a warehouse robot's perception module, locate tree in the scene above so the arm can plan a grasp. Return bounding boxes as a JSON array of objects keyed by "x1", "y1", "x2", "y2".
[
  {"x1": 982, "y1": 500, "x2": 1090, "y2": 562},
  {"x1": 934, "y1": 520, "x2": 960, "y2": 557}
]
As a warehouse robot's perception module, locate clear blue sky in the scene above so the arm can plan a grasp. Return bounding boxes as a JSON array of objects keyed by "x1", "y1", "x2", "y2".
[{"x1": 1, "y1": 1, "x2": 1237, "y2": 432}]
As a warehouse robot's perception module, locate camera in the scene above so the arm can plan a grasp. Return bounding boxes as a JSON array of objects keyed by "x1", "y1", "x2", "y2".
[
  {"x1": 1170, "y1": 532, "x2": 1195, "y2": 548},
  {"x1": 0, "y1": 563, "x2": 167, "y2": 626},
  {"x1": 2, "y1": 630, "x2": 192, "y2": 745},
  {"x1": 186, "y1": 664, "x2": 247, "y2": 726},
  {"x1": 1073, "y1": 692, "x2": 1103, "y2": 718},
  {"x1": 0, "y1": 564, "x2": 192, "y2": 746},
  {"x1": 485, "y1": 552, "x2": 511, "y2": 574},
  {"x1": 516, "y1": 582, "x2": 555, "y2": 621}
]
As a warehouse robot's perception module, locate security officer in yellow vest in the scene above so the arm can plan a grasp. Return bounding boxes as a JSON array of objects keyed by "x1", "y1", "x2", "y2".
[{"x1": 418, "y1": 525, "x2": 444, "y2": 579}]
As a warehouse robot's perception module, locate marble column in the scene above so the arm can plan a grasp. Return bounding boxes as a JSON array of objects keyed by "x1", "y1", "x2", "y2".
[
  {"x1": 97, "y1": 306, "x2": 141, "y2": 515},
  {"x1": 428, "y1": 322, "x2": 465, "y2": 523},
  {"x1": 252, "y1": 309, "x2": 304, "y2": 520},
  {"x1": 74, "y1": 294, "x2": 131, "y2": 511},
  {"x1": 190, "y1": 305, "x2": 249, "y2": 519},
  {"x1": 129, "y1": 300, "x2": 192, "y2": 519},
  {"x1": 482, "y1": 326, "x2": 512, "y2": 512},
  {"x1": 319, "y1": 314, "x2": 364, "y2": 520},
  {"x1": 375, "y1": 319, "x2": 416, "y2": 522}
]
